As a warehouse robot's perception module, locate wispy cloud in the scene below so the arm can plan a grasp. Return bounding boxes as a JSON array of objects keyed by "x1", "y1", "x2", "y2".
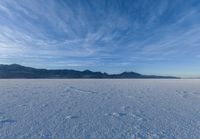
[{"x1": 0, "y1": 0, "x2": 200, "y2": 76}]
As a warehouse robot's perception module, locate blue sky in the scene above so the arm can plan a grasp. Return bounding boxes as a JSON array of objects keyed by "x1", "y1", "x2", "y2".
[{"x1": 0, "y1": 0, "x2": 200, "y2": 77}]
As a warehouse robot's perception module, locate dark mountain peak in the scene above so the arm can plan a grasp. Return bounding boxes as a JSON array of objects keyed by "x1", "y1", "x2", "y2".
[
  {"x1": 120, "y1": 71, "x2": 141, "y2": 76},
  {"x1": 10, "y1": 64, "x2": 22, "y2": 67},
  {"x1": 83, "y1": 70, "x2": 93, "y2": 73},
  {"x1": 0, "y1": 64, "x2": 179, "y2": 79},
  {"x1": 0, "y1": 64, "x2": 27, "y2": 68}
]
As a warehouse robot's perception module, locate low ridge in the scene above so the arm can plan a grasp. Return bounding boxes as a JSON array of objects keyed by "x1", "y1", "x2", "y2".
[{"x1": 0, "y1": 64, "x2": 179, "y2": 79}]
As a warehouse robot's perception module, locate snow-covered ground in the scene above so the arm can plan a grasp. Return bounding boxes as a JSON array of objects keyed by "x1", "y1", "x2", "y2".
[{"x1": 0, "y1": 79, "x2": 200, "y2": 139}]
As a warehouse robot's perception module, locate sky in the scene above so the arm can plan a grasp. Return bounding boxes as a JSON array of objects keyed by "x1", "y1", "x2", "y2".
[{"x1": 0, "y1": 0, "x2": 200, "y2": 77}]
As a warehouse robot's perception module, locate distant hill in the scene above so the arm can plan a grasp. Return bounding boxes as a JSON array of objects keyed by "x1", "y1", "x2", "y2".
[{"x1": 0, "y1": 64, "x2": 179, "y2": 79}]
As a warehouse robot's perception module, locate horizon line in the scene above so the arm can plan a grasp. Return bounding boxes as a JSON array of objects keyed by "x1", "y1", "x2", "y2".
[{"x1": 0, "y1": 63, "x2": 190, "y2": 79}]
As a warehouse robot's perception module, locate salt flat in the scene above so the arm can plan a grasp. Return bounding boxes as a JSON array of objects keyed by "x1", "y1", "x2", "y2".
[{"x1": 0, "y1": 79, "x2": 200, "y2": 139}]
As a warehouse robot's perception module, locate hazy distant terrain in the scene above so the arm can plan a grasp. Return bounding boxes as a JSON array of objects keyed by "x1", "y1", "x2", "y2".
[
  {"x1": 0, "y1": 64, "x2": 178, "y2": 79},
  {"x1": 0, "y1": 79, "x2": 200, "y2": 139}
]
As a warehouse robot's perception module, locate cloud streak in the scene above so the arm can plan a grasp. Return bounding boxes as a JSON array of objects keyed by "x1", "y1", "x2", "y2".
[{"x1": 0, "y1": 0, "x2": 200, "y2": 76}]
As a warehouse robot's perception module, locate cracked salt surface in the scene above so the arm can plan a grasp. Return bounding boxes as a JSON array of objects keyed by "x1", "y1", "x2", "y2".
[{"x1": 0, "y1": 79, "x2": 200, "y2": 138}]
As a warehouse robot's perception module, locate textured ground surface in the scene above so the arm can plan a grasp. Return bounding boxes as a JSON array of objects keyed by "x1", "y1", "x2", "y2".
[{"x1": 0, "y1": 79, "x2": 200, "y2": 139}]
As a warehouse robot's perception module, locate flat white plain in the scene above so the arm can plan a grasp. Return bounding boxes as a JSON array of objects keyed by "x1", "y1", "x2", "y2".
[{"x1": 0, "y1": 79, "x2": 200, "y2": 139}]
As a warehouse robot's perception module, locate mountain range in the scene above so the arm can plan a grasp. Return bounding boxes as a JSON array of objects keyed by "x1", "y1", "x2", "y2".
[{"x1": 0, "y1": 64, "x2": 179, "y2": 79}]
